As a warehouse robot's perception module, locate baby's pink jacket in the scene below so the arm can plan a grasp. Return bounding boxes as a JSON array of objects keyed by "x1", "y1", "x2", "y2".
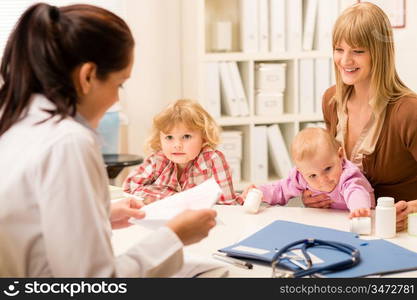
[{"x1": 258, "y1": 159, "x2": 375, "y2": 211}]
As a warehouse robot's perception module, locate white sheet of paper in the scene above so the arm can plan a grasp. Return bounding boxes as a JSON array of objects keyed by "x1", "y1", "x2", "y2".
[{"x1": 129, "y1": 178, "x2": 222, "y2": 229}]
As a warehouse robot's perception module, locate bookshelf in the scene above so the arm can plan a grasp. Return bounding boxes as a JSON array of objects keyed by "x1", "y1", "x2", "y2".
[{"x1": 181, "y1": 0, "x2": 344, "y2": 191}]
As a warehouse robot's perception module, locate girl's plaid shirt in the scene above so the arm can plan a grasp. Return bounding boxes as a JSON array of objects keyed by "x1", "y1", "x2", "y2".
[{"x1": 123, "y1": 147, "x2": 243, "y2": 205}]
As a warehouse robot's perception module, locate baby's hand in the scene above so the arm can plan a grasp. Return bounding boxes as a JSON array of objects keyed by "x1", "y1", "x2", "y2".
[{"x1": 349, "y1": 208, "x2": 371, "y2": 219}]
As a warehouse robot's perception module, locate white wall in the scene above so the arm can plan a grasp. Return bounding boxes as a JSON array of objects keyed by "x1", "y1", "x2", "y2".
[
  {"x1": 394, "y1": 0, "x2": 417, "y2": 92},
  {"x1": 123, "y1": 0, "x2": 182, "y2": 156}
]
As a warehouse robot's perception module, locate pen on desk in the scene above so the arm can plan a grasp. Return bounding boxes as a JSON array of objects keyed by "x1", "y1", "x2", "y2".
[{"x1": 212, "y1": 252, "x2": 253, "y2": 269}]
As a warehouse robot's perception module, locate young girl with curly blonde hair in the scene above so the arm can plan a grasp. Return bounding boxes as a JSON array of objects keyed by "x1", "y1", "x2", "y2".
[{"x1": 123, "y1": 99, "x2": 242, "y2": 205}]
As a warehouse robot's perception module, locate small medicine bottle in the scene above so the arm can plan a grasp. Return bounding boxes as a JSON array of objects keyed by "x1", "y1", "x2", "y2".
[
  {"x1": 243, "y1": 188, "x2": 263, "y2": 214},
  {"x1": 375, "y1": 197, "x2": 396, "y2": 238}
]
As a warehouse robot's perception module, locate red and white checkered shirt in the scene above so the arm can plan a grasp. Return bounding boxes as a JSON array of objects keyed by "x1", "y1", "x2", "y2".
[{"x1": 123, "y1": 147, "x2": 243, "y2": 205}]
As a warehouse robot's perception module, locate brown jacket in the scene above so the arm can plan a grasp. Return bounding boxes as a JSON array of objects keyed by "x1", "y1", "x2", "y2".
[{"x1": 323, "y1": 86, "x2": 417, "y2": 201}]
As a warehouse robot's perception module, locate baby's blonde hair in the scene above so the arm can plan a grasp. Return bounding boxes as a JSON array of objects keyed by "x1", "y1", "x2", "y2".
[
  {"x1": 291, "y1": 128, "x2": 340, "y2": 164},
  {"x1": 146, "y1": 99, "x2": 220, "y2": 153}
]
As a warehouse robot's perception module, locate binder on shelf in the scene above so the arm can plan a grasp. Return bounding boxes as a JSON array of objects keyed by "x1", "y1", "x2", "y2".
[
  {"x1": 255, "y1": 91, "x2": 284, "y2": 116},
  {"x1": 211, "y1": 21, "x2": 232, "y2": 52},
  {"x1": 218, "y1": 131, "x2": 243, "y2": 159},
  {"x1": 286, "y1": 0, "x2": 302, "y2": 52},
  {"x1": 240, "y1": 0, "x2": 259, "y2": 53},
  {"x1": 314, "y1": 58, "x2": 331, "y2": 115},
  {"x1": 269, "y1": 0, "x2": 286, "y2": 53},
  {"x1": 218, "y1": 220, "x2": 417, "y2": 278},
  {"x1": 314, "y1": 0, "x2": 339, "y2": 51},
  {"x1": 258, "y1": 0, "x2": 269, "y2": 52},
  {"x1": 204, "y1": 62, "x2": 221, "y2": 118},
  {"x1": 228, "y1": 62, "x2": 249, "y2": 116},
  {"x1": 267, "y1": 124, "x2": 292, "y2": 178},
  {"x1": 227, "y1": 157, "x2": 242, "y2": 186},
  {"x1": 251, "y1": 126, "x2": 268, "y2": 182},
  {"x1": 298, "y1": 58, "x2": 315, "y2": 114},
  {"x1": 219, "y1": 131, "x2": 243, "y2": 186},
  {"x1": 302, "y1": 0, "x2": 318, "y2": 51},
  {"x1": 219, "y1": 62, "x2": 240, "y2": 117}
]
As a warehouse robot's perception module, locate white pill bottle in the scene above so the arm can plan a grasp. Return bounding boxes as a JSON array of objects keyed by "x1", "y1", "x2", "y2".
[
  {"x1": 375, "y1": 197, "x2": 396, "y2": 238},
  {"x1": 243, "y1": 188, "x2": 263, "y2": 214}
]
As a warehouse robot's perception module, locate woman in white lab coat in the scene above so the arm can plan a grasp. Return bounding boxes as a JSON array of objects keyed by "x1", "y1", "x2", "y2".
[{"x1": 0, "y1": 3, "x2": 216, "y2": 277}]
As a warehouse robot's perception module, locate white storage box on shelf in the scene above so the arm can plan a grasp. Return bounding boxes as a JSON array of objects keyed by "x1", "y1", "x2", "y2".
[
  {"x1": 255, "y1": 91, "x2": 284, "y2": 116},
  {"x1": 255, "y1": 63, "x2": 286, "y2": 92},
  {"x1": 217, "y1": 131, "x2": 242, "y2": 159}
]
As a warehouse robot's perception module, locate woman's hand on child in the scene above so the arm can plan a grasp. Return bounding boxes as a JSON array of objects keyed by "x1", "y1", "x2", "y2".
[
  {"x1": 349, "y1": 208, "x2": 371, "y2": 219},
  {"x1": 301, "y1": 190, "x2": 332, "y2": 208},
  {"x1": 110, "y1": 197, "x2": 145, "y2": 230},
  {"x1": 166, "y1": 209, "x2": 217, "y2": 245}
]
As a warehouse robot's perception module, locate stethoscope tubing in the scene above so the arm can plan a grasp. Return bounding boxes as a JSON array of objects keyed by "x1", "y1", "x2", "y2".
[{"x1": 272, "y1": 238, "x2": 360, "y2": 278}]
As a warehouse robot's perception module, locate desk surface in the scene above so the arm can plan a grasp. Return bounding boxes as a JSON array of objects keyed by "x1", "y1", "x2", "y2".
[{"x1": 112, "y1": 205, "x2": 417, "y2": 277}]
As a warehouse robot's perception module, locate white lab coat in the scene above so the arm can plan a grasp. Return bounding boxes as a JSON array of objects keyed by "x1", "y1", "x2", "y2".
[{"x1": 0, "y1": 94, "x2": 183, "y2": 277}]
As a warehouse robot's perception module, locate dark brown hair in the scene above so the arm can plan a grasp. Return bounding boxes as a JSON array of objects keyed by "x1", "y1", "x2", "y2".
[{"x1": 0, "y1": 3, "x2": 134, "y2": 136}]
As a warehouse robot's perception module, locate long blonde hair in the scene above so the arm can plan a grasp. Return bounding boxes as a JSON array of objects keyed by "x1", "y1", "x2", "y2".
[
  {"x1": 332, "y1": 2, "x2": 415, "y2": 111},
  {"x1": 146, "y1": 99, "x2": 220, "y2": 153}
]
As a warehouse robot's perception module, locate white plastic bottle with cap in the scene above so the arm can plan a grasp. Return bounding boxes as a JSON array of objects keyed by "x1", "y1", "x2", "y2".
[
  {"x1": 243, "y1": 188, "x2": 263, "y2": 214},
  {"x1": 375, "y1": 197, "x2": 396, "y2": 238}
]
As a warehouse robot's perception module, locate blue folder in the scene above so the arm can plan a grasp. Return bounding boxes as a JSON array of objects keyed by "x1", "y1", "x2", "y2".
[{"x1": 219, "y1": 220, "x2": 417, "y2": 277}]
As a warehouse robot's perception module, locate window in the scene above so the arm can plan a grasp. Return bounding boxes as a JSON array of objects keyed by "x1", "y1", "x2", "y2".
[{"x1": 0, "y1": 0, "x2": 127, "y2": 57}]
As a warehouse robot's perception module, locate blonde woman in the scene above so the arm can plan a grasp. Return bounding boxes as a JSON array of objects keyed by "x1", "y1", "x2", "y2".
[
  {"x1": 123, "y1": 99, "x2": 242, "y2": 205},
  {"x1": 303, "y1": 2, "x2": 417, "y2": 232}
]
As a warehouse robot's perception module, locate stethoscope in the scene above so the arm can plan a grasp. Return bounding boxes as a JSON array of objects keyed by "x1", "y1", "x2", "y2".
[{"x1": 271, "y1": 238, "x2": 360, "y2": 278}]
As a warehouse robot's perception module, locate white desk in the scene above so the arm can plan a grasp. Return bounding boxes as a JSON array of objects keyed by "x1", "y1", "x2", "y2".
[{"x1": 111, "y1": 205, "x2": 417, "y2": 277}]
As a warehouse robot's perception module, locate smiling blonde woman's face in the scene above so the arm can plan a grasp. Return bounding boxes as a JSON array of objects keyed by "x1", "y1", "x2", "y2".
[{"x1": 333, "y1": 40, "x2": 372, "y2": 87}]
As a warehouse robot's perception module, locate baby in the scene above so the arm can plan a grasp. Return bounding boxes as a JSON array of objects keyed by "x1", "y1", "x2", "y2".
[
  {"x1": 123, "y1": 99, "x2": 242, "y2": 205},
  {"x1": 244, "y1": 127, "x2": 375, "y2": 218}
]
